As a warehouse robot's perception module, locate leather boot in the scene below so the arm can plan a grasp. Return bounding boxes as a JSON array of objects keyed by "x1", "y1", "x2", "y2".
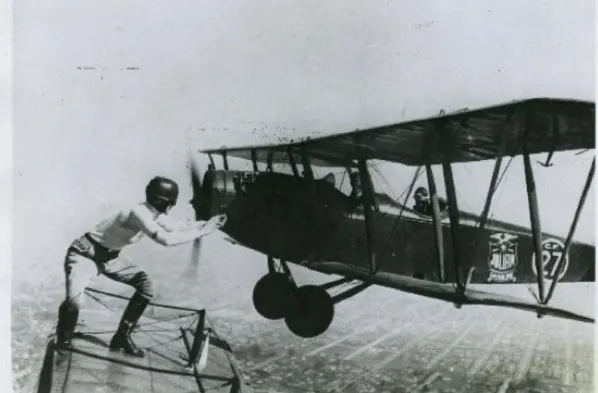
[
  {"x1": 110, "y1": 320, "x2": 144, "y2": 357},
  {"x1": 55, "y1": 301, "x2": 79, "y2": 349},
  {"x1": 109, "y1": 292, "x2": 150, "y2": 357}
]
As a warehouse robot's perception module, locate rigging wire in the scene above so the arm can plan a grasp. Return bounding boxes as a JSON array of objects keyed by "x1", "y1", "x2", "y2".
[
  {"x1": 379, "y1": 166, "x2": 423, "y2": 260},
  {"x1": 367, "y1": 163, "x2": 444, "y2": 277},
  {"x1": 368, "y1": 160, "x2": 426, "y2": 203},
  {"x1": 485, "y1": 156, "x2": 514, "y2": 224},
  {"x1": 369, "y1": 162, "x2": 398, "y2": 199},
  {"x1": 378, "y1": 165, "x2": 443, "y2": 271},
  {"x1": 338, "y1": 168, "x2": 348, "y2": 191},
  {"x1": 83, "y1": 290, "x2": 208, "y2": 357}
]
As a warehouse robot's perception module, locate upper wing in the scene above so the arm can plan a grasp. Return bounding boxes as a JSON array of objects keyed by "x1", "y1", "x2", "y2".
[{"x1": 200, "y1": 98, "x2": 594, "y2": 166}]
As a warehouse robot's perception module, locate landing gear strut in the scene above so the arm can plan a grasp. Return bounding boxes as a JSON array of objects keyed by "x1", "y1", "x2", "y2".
[{"x1": 252, "y1": 257, "x2": 296, "y2": 320}]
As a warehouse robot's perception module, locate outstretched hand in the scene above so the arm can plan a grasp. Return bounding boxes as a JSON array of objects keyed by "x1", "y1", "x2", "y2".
[
  {"x1": 214, "y1": 214, "x2": 227, "y2": 228},
  {"x1": 202, "y1": 214, "x2": 227, "y2": 234}
]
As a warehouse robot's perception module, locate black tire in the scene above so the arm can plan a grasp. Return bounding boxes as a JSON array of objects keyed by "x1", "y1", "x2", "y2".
[
  {"x1": 284, "y1": 285, "x2": 334, "y2": 338},
  {"x1": 252, "y1": 273, "x2": 294, "y2": 320}
]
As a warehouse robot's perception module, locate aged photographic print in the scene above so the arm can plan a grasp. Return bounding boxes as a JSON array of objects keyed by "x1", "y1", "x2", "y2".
[{"x1": 10, "y1": 1, "x2": 595, "y2": 393}]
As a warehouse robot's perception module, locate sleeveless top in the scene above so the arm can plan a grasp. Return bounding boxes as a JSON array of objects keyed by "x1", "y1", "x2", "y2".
[{"x1": 86, "y1": 203, "x2": 162, "y2": 250}]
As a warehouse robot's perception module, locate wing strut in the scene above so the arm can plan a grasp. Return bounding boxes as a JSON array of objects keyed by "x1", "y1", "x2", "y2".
[
  {"x1": 478, "y1": 112, "x2": 513, "y2": 230},
  {"x1": 462, "y1": 112, "x2": 514, "y2": 274},
  {"x1": 544, "y1": 157, "x2": 595, "y2": 304},
  {"x1": 286, "y1": 148, "x2": 300, "y2": 177},
  {"x1": 423, "y1": 127, "x2": 445, "y2": 283},
  {"x1": 539, "y1": 112, "x2": 560, "y2": 167},
  {"x1": 522, "y1": 111, "x2": 546, "y2": 303},
  {"x1": 437, "y1": 120, "x2": 464, "y2": 291},
  {"x1": 266, "y1": 151, "x2": 274, "y2": 172},
  {"x1": 301, "y1": 146, "x2": 314, "y2": 180},
  {"x1": 425, "y1": 163, "x2": 445, "y2": 282},
  {"x1": 221, "y1": 152, "x2": 229, "y2": 170},
  {"x1": 357, "y1": 157, "x2": 377, "y2": 274},
  {"x1": 522, "y1": 113, "x2": 544, "y2": 303},
  {"x1": 251, "y1": 149, "x2": 258, "y2": 172}
]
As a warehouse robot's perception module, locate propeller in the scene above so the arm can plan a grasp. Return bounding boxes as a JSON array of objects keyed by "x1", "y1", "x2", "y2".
[
  {"x1": 189, "y1": 154, "x2": 204, "y2": 270},
  {"x1": 189, "y1": 154, "x2": 203, "y2": 220}
]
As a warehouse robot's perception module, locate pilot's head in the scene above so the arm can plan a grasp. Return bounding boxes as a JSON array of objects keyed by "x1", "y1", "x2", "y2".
[
  {"x1": 350, "y1": 171, "x2": 361, "y2": 187},
  {"x1": 414, "y1": 187, "x2": 429, "y2": 204}
]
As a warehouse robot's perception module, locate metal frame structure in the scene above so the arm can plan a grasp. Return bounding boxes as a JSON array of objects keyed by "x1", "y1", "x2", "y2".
[{"x1": 37, "y1": 288, "x2": 250, "y2": 393}]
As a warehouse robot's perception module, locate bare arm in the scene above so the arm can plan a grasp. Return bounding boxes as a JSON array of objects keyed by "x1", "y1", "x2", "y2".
[
  {"x1": 130, "y1": 207, "x2": 225, "y2": 247},
  {"x1": 155, "y1": 214, "x2": 197, "y2": 232},
  {"x1": 156, "y1": 214, "x2": 226, "y2": 233}
]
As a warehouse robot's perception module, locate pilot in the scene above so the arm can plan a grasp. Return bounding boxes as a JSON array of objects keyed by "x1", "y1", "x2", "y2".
[
  {"x1": 349, "y1": 171, "x2": 363, "y2": 200},
  {"x1": 413, "y1": 187, "x2": 448, "y2": 216},
  {"x1": 348, "y1": 170, "x2": 383, "y2": 212},
  {"x1": 54, "y1": 176, "x2": 227, "y2": 357},
  {"x1": 348, "y1": 171, "x2": 363, "y2": 210}
]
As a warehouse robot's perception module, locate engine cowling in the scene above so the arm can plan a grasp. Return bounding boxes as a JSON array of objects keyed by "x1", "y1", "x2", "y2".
[{"x1": 196, "y1": 169, "x2": 257, "y2": 220}]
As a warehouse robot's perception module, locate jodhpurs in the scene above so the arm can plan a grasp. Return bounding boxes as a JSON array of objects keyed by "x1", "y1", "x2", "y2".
[{"x1": 62, "y1": 234, "x2": 155, "y2": 312}]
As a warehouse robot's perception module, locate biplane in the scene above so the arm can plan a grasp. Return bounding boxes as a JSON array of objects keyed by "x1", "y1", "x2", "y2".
[
  {"x1": 34, "y1": 288, "x2": 252, "y2": 393},
  {"x1": 188, "y1": 97, "x2": 595, "y2": 339}
]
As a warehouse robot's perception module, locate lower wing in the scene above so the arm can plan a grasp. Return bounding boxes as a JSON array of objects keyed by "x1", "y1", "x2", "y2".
[{"x1": 309, "y1": 262, "x2": 594, "y2": 324}]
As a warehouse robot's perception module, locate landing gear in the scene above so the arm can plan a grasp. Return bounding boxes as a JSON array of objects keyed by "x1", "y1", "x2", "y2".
[
  {"x1": 252, "y1": 273, "x2": 295, "y2": 320},
  {"x1": 253, "y1": 257, "x2": 370, "y2": 338},
  {"x1": 284, "y1": 285, "x2": 334, "y2": 338}
]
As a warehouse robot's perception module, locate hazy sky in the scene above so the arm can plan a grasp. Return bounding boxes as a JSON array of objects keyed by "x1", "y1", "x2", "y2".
[
  {"x1": 13, "y1": 0, "x2": 595, "y2": 255},
  {"x1": 6, "y1": 2, "x2": 595, "y2": 388}
]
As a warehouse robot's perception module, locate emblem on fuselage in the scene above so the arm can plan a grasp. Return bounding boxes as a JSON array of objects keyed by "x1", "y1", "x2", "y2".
[
  {"x1": 487, "y1": 232, "x2": 519, "y2": 283},
  {"x1": 531, "y1": 238, "x2": 569, "y2": 282}
]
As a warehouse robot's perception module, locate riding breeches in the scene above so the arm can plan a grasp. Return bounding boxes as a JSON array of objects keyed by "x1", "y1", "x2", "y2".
[{"x1": 63, "y1": 234, "x2": 155, "y2": 311}]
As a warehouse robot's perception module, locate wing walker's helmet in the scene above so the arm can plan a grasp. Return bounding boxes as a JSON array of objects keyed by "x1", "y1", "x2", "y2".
[{"x1": 146, "y1": 176, "x2": 179, "y2": 213}]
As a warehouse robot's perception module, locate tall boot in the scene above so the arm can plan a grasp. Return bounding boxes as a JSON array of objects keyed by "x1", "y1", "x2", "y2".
[
  {"x1": 55, "y1": 301, "x2": 79, "y2": 349},
  {"x1": 109, "y1": 292, "x2": 150, "y2": 357}
]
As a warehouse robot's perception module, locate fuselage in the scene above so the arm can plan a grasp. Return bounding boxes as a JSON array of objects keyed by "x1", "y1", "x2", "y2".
[{"x1": 197, "y1": 169, "x2": 594, "y2": 284}]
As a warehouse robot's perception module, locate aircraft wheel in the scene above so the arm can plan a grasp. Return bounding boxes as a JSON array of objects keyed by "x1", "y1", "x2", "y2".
[
  {"x1": 284, "y1": 285, "x2": 334, "y2": 338},
  {"x1": 252, "y1": 273, "x2": 295, "y2": 320}
]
